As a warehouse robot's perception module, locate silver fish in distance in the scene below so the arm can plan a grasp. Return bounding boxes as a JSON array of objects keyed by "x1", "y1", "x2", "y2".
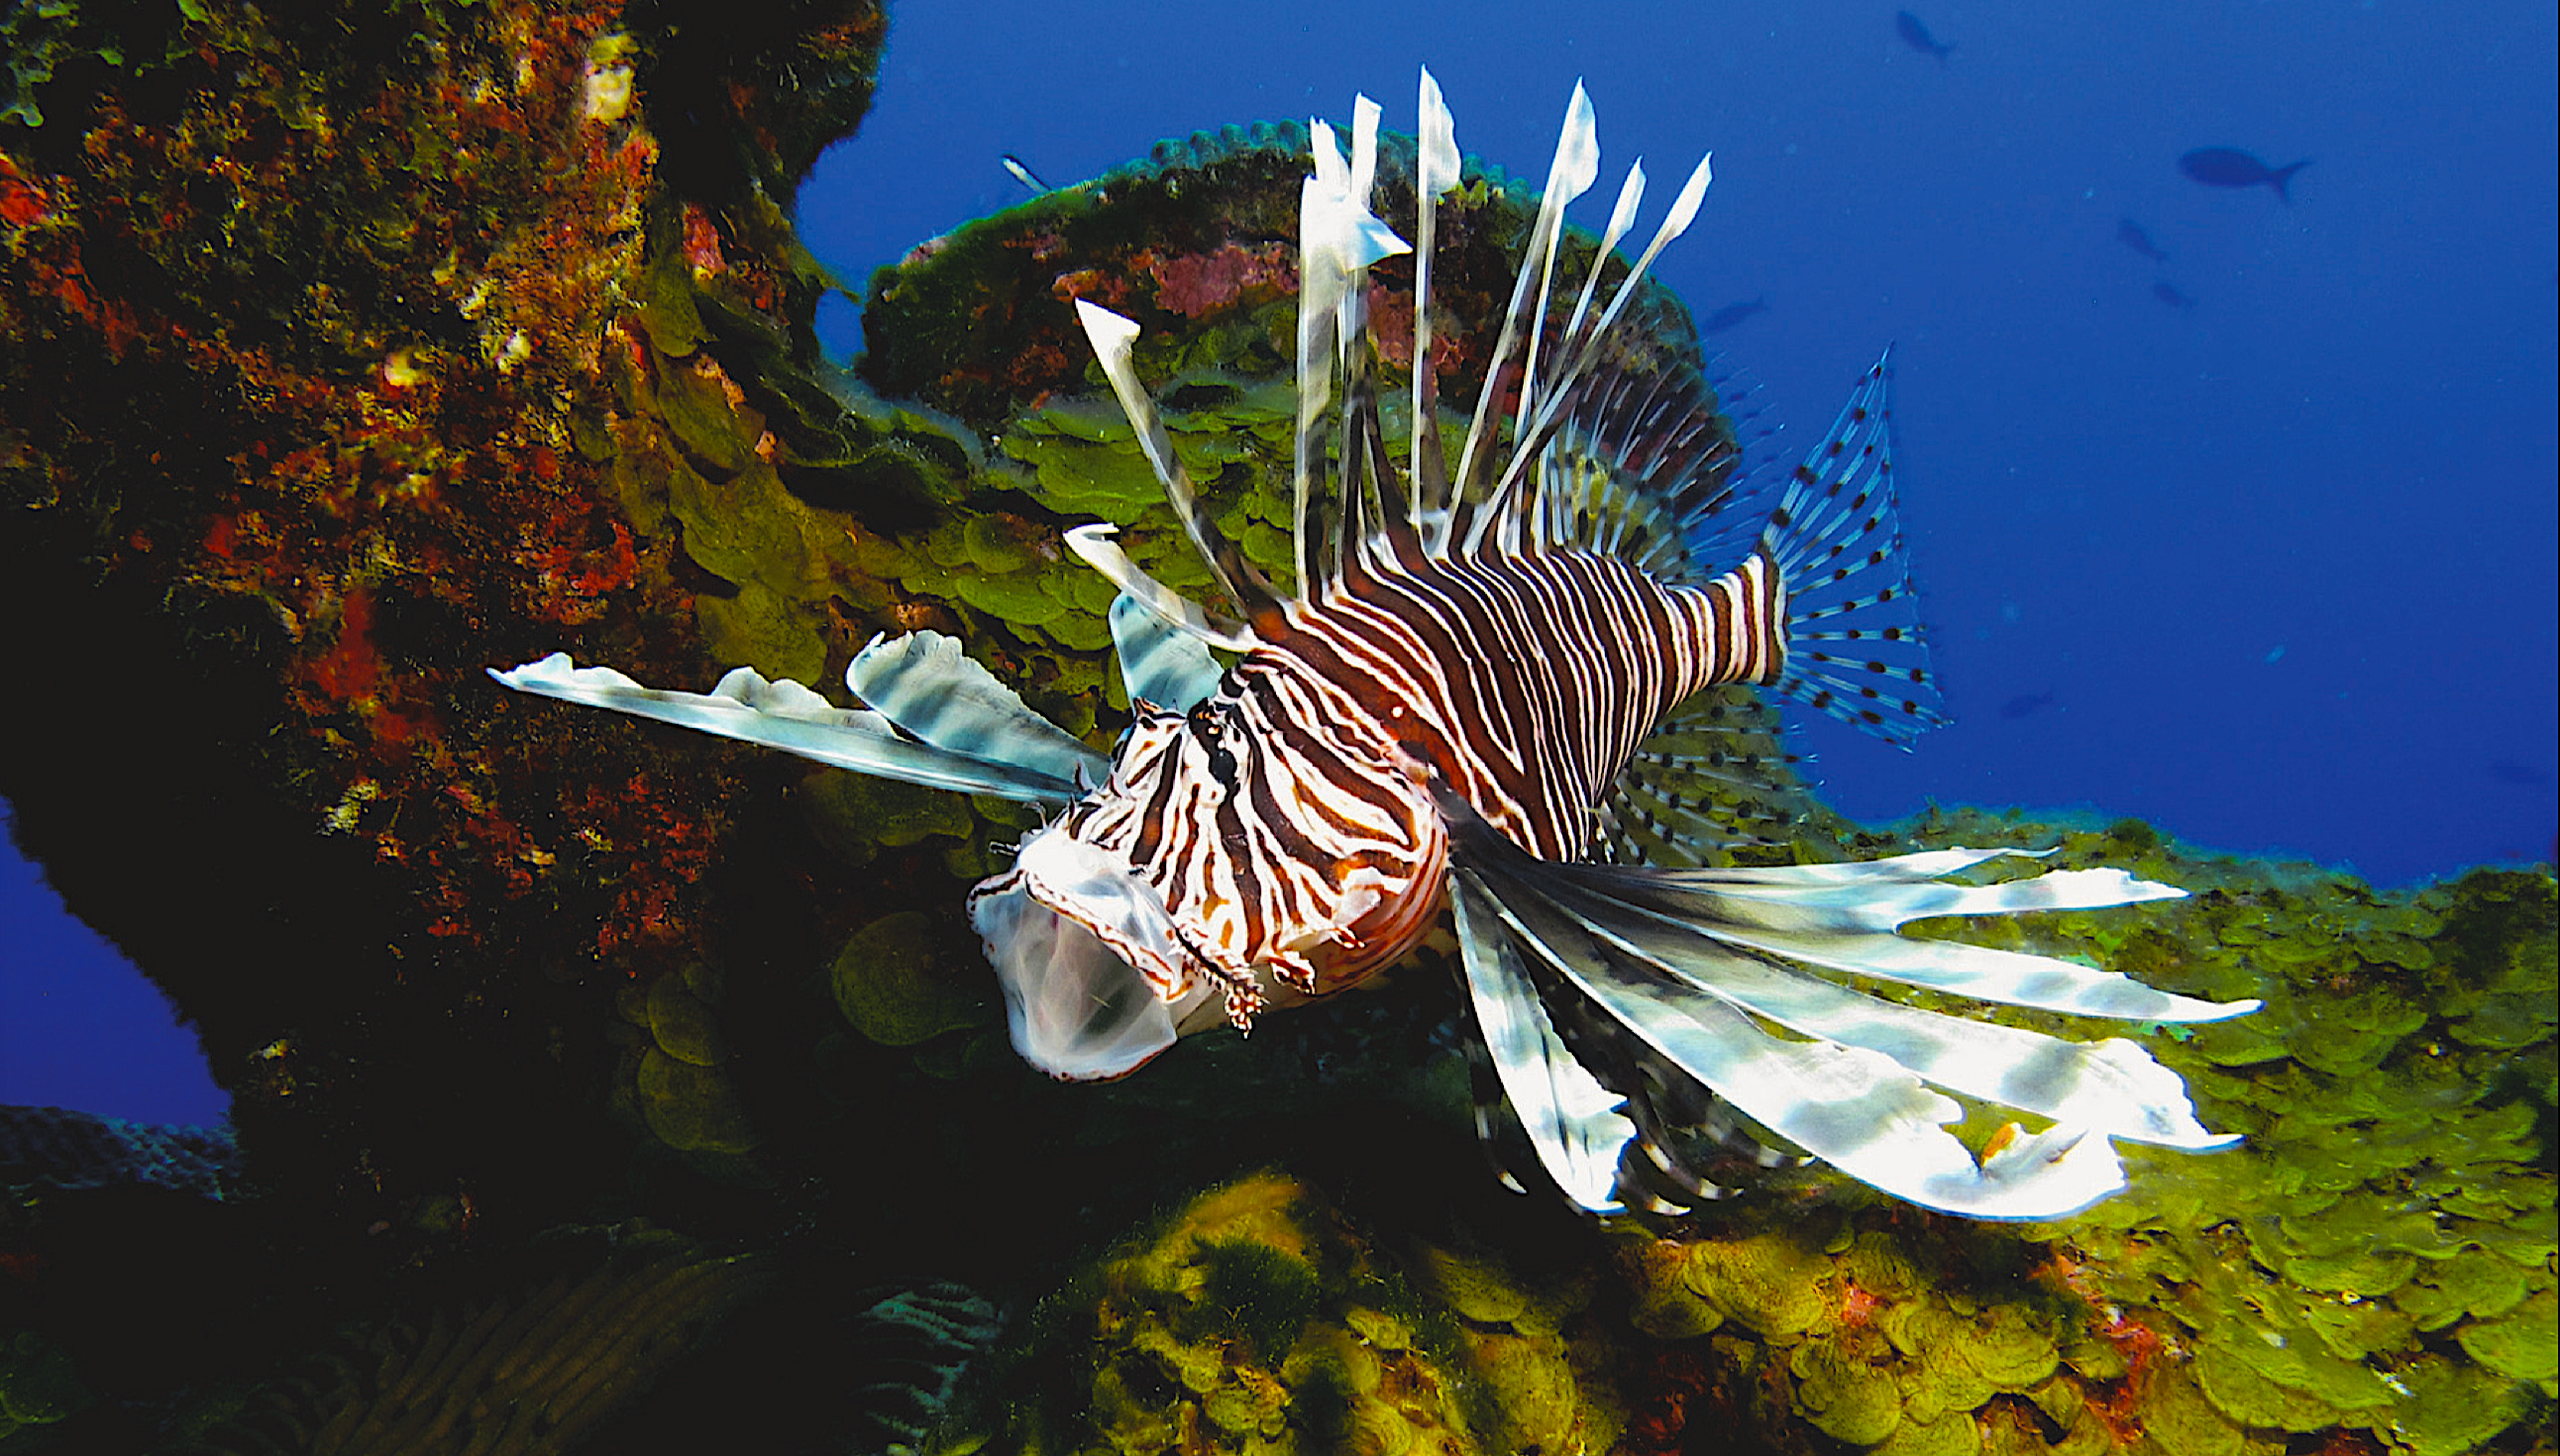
[{"x1": 495, "y1": 71, "x2": 2256, "y2": 1221}]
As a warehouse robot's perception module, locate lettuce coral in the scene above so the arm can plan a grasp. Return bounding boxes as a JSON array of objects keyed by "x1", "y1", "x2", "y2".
[{"x1": 4, "y1": 7, "x2": 2549, "y2": 1453}]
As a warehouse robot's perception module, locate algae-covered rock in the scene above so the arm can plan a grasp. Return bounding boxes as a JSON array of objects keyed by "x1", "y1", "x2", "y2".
[
  {"x1": 1620, "y1": 1238, "x2": 1727, "y2": 1340},
  {"x1": 2455, "y1": 1286, "x2": 2557, "y2": 1386},
  {"x1": 2388, "y1": 1352, "x2": 2539, "y2": 1456},
  {"x1": 646, "y1": 970, "x2": 731, "y2": 1067},
  {"x1": 1684, "y1": 1227, "x2": 1832, "y2": 1339},
  {"x1": 0, "y1": 1328, "x2": 92, "y2": 1434},
  {"x1": 1874, "y1": 1405, "x2": 1981, "y2": 1456},
  {"x1": 636, "y1": 1047, "x2": 759, "y2": 1154},
  {"x1": 982, "y1": 1171, "x2": 1627, "y2": 1455},
  {"x1": 829, "y1": 910, "x2": 993, "y2": 1048},
  {"x1": 1792, "y1": 1338, "x2": 1904, "y2": 1445},
  {"x1": 2142, "y1": 1368, "x2": 2244, "y2": 1456}
]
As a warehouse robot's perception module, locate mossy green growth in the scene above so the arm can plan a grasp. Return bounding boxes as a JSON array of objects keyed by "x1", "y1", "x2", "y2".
[
  {"x1": 613, "y1": 964, "x2": 758, "y2": 1158},
  {"x1": 1185, "y1": 1238, "x2": 1322, "y2": 1365},
  {"x1": 1792, "y1": 1339, "x2": 1904, "y2": 1445},
  {"x1": 1683, "y1": 1226, "x2": 1832, "y2": 1339},
  {"x1": 799, "y1": 767, "x2": 977, "y2": 870},
  {"x1": 978, "y1": 1171, "x2": 1624, "y2": 1456},
  {"x1": 828, "y1": 910, "x2": 991, "y2": 1049},
  {"x1": 1893, "y1": 818, "x2": 2558, "y2": 1452},
  {"x1": 0, "y1": 1327, "x2": 92, "y2": 1438},
  {"x1": 634, "y1": 1046, "x2": 758, "y2": 1155},
  {"x1": 1591, "y1": 819, "x2": 2552, "y2": 1456}
]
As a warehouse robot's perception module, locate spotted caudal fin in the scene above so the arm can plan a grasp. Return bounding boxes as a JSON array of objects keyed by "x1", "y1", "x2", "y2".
[
  {"x1": 1754, "y1": 350, "x2": 1949, "y2": 745},
  {"x1": 1436, "y1": 785, "x2": 2255, "y2": 1219}
]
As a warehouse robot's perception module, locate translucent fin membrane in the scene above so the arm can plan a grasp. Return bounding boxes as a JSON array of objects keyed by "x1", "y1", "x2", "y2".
[
  {"x1": 1438, "y1": 787, "x2": 2252, "y2": 1221},
  {"x1": 1758, "y1": 352, "x2": 1949, "y2": 744},
  {"x1": 1601, "y1": 686, "x2": 1809, "y2": 865},
  {"x1": 489, "y1": 649, "x2": 1101, "y2": 804}
]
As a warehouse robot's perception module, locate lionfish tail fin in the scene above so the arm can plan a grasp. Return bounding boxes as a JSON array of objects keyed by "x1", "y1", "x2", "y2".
[
  {"x1": 1757, "y1": 348, "x2": 1950, "y2": 745},
  {"x1": 489, "y1": 647, "x2": 1104, "y2": 803},
  {"x1": 1437, "y1": 786, "x2": 2245, "y2": 1220}
]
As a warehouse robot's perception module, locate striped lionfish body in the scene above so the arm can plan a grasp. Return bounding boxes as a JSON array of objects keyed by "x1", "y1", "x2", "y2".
[
  {"x1": 497, "y1": 73, "x2": 2256, "y2": 1220},
  {"x1": 990, "y1": 533, "x2": 1786, "y2": 1034}
]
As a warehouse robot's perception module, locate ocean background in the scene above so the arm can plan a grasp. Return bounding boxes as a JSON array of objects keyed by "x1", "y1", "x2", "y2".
[{"x1": 4, "y1": 0, "x2": 2553, "y2": 1129}]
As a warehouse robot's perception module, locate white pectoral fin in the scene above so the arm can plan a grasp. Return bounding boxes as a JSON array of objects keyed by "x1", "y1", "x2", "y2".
[
  {"x1": 489, "y1": 653, "x2": 1088, "y2": 803},
  {"x1": 1108, "y1": 592, "x2": 1227, "y2": 712},
  {"x1": 1436, "y1": 791, "x2": 2213, "y2": 1220},
  {"x1": 1529, "y1": 873, "x2": 2237, "y2": 1152},
  {"x1": 1616, "y1": 852, "x2": 2259, "y2": 1023},
  {"x1": 1449, "y1": 872, "x2": 1637, "y2": 1213},
  {"x1": 847, "y1": 631, "x2": 1109, "y2": 790}
]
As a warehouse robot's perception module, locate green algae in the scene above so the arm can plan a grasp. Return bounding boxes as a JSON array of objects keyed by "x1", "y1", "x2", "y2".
[
  {"x1": 2141, "y1": 1369, "x2": 2243, "y2": 1456},
  {"x1": 2457, "y1": 1287, "x2": 2557, "y2": 1385},
  {"x1": 828, "y1": 910, "x2": 992, "y2": 1049},
  {"x1": 1683, "y1": 1227, "x2": 1833, "y2": 1339},
  {"x1": 976, "y1": 1171, "x2": 1624, "y2": 1456},
  {"x1": 635, "y1": 1046, "x2": 758, "y2": 1154},
  {"x1": 1876, "y1": 1406, "x2": 1983, "y2": 1456},
  {"x1": 614, "y1": 963, "x2": 759, "y2": 1158},
  {"x1": 0, "y1": 1328, "x2": 91, "y2": 1438},
  {"x1": 1583, "y1": 824, "x2": 2554, "y2": 1456},
  {"x1": 1792, "y1": 1339, "x2": 1904, "y2": 1445},
  {"x1": 645, "y1": 968, "x2": 730, "y2": 1066},
  {"x1": 2389, "y1": 1354, "x2": 2538, "y2": 1456}
]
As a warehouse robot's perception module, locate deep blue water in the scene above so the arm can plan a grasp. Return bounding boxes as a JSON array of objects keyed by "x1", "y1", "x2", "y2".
[{"x1": 5, "y1": 0, "x2": 2553, "y2": 1124}]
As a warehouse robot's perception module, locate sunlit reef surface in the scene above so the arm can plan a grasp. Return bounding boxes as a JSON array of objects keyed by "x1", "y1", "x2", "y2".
[{"x1": 0, "y1": 3, "x2": 2552, "y2": 1453}]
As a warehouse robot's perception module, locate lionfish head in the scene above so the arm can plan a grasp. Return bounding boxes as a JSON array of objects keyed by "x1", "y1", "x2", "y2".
[
  {"x1": 964, "y1": 708, "x2": 1231, "y2": 1083},
  {"x1": 968, "y1": 668, "x2": 1450, "y2": 1084}
]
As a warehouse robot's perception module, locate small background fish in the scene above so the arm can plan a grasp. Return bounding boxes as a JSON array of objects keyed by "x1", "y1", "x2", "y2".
[
  {"x1": 1895, "y1": 10, "x2": 1955, "y2": 63},
  {"x1": 2115, "y1": 217, "x2": 2169, "y2": 262},
  {"x1": 2178, "y1": 146, "x2": 2311, "y2": 201}
]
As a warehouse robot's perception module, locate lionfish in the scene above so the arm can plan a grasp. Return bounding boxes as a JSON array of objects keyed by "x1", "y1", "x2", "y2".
[{"x1": 497, "y1": 73, "x2": 2256, "y2": 1220}]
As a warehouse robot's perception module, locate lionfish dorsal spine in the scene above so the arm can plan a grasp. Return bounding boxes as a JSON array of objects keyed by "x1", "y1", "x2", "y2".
[
  {"x1": 1408, "y1": 68, "x2": 1464, "y2": 544},
  {"x1": 1067, "y1": 300, "x2": 1270, "y2": 648},
  {"x1": 1451, "y1": 82, "x2": 1598, "y2": 523},
  {"x1": 1293, "y1": 104, "x2": 1413, "y2": 597}
]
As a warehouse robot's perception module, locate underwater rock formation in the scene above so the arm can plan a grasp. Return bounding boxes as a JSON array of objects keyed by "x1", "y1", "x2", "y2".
[
  {"x1": 2, "y1": 4, "x2": 2552, "y2": 1453},
  {"x1": 940, "y1": 844, "x2": 2553, "y2": 1456}
]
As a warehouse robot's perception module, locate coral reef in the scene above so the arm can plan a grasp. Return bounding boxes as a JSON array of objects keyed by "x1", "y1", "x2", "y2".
[
  {"x1": 985, "y1": 1169, "x2": 1621, "y2": 1456},
  {"x1": 928, "y1": 839, "x2": 2552, "y2": 1456},
  {"x1": 156, "y1": 1231, "x2": 769, "y2": 1456},
  {"x1": 2, "y1": 5, "x2": 2550, "y2": 1454},
  {"x1": 0, "y1": 1105, "x2": 240, "y2": 1200}
]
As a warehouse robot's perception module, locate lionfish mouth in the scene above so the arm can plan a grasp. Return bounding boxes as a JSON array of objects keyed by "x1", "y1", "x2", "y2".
[
  {"x1": 967, "y1": 823, "x2": 1262, "y2": 1083},
  {"x1": 489, "y1": 68, "x2": 2261, "y2": 1223}
]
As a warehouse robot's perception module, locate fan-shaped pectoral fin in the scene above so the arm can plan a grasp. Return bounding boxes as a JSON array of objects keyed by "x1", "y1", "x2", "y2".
[
  {"x1": 489, "y1": 653, "x2": 1090, "y2": 803},
  {"x1": 1108, "y1": 592, "x2": 1227, "y2": 713},
  {"x1": 1447, "y1": 871, "x2": 1639, "y2": 1212}
]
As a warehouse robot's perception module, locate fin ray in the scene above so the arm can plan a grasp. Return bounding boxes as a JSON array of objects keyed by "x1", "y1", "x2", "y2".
[
  {"x1": 848, "y1": 631, "x2": 1109, "y2": 789},
  {"x1": 490, "y1": 654, "x2": 1094, "y2": 803},
  {"x1": 1107, "y1": 592, "x2": 1227, "y2": 711}
]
